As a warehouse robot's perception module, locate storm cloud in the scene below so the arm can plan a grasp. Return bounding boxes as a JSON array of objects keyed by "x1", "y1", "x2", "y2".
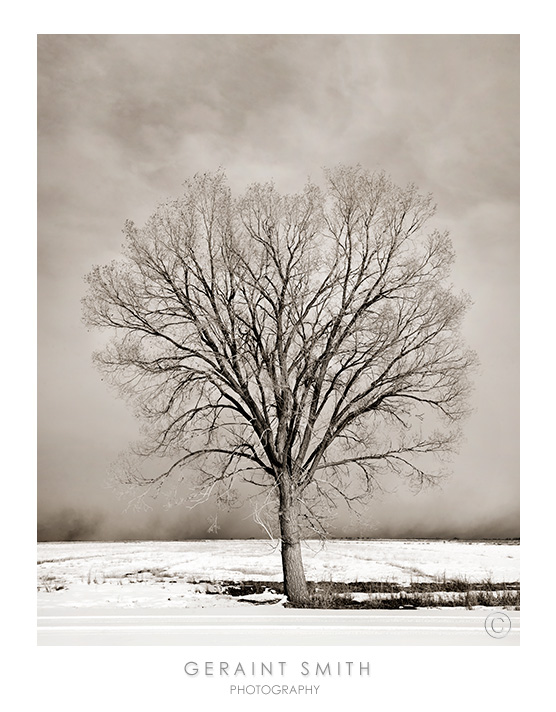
[{"x1": 38, "y1": 35, "x2": 519, "y2": 541}]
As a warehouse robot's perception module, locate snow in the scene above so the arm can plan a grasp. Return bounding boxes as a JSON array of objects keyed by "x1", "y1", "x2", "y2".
[{"x1": 37, "y1": 539, "x2": 519, "y2": 609}]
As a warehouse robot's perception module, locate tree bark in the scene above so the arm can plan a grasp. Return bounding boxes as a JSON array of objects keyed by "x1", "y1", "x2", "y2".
[{"x1": 278, "y1": 482, "x2": 309, "y2": 604}]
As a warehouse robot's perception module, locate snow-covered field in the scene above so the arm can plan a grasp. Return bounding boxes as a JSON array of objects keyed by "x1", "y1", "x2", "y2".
[{"x1": 37, "y1": 539, "x2": 519, "y2": 610}]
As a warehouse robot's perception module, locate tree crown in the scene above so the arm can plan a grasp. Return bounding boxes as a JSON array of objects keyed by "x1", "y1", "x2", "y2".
[{"x1": 83, "y1": 166, "x2": 475, "y2": 533}]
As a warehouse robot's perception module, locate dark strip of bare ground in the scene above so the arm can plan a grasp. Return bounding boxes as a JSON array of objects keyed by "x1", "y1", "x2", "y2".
[
  {"x1": 202, "y1": 579, "x2": 520, "y2": 595},
  {"x1": 199, "y1": 579, "x2": 520, "y2": 609}
]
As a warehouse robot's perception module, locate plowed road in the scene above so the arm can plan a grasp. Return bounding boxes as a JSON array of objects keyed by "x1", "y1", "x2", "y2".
[{"x1": 37, "y1": 608, "x2": 519, "y2": 645}]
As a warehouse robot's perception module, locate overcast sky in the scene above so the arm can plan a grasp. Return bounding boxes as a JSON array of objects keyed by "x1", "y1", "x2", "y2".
[{"x1": 37, "y1": 35, "x2": 519, "y2": 541}]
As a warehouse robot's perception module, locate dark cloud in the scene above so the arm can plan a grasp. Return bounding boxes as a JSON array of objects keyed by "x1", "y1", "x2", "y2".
[{"x1": 38, "y1": 507, "x2": 106, "y2": 542}]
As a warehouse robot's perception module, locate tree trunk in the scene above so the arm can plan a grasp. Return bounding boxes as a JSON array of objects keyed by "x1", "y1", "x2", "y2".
[{"x1": 278, "y1": 482, "x2": 309, "y2": 604}]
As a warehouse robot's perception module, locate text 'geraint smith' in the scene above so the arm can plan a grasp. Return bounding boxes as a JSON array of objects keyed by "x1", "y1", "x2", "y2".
[{"x1": 184, "y1": 661, "x2": 371, "y2": 676}]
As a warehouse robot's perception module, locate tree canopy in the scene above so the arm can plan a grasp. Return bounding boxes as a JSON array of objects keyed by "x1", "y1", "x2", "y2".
[{"x1": 83, "y1": 165, "x2": 475, "y2": 600}]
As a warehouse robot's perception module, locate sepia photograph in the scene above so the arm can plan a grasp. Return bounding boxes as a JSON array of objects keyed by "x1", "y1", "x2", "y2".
[{"x1": 37, "y1": 34, "x2": 519, "y2": 652}]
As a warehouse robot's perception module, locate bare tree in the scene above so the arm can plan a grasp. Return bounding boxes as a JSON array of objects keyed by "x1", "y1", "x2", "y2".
[{"x1": 83, "y1": 166, "x2": 475, "y2": 604}]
